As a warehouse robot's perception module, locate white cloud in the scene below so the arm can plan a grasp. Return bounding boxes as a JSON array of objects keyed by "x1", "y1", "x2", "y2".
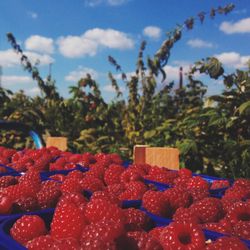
[
  {"x1": 25, "y1": 87, "x2": 41, "y2": 96},
  {"x1": 25, "y1": 35, "x2": 54, "y2": 54},
  {"x1": 2, "y1": 75, "x2": 33, "y2": 86},
  {"x1": 27, "y1": 11, "x2": 38, "y2": 19},
  {"x1": 143, "y1": 26, "x2": 162, "y2": 39},
  {"x1": 0, "y1": 49, "x2": 20, "y2": 67},
  {"x1": 220, "y1": 17, "x2": 250, "y2": 34},
  {"x1": 57, "y1": 28, "x2": 134, "y2": 58},
  {"x1": 187, "y1": 39, "x2": 214, "y2": 48},
  {"x1": 25, "y1": 51, "x2": 54, "y2": 66},
  {"x1": 103, "y1": 84, "x2": 125, "y2": 93},
  {"x1": 214, "y1": 52, "x2": 250, "y2": 68},
  {"x1": 65, "y1": 67, "x2": 99, "y2": 82},
  {"x1": 85, "y1": 0, "x2": 129, "y2": 7},
  {"x1": 0, "y1": 49, "x2": 54, "y2": 68}
]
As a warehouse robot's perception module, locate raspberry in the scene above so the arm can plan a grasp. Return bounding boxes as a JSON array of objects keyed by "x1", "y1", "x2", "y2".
[
  {"x1": 124, "y1": 231, "x2": 163, "y2": 250},
  {"x1": 148, "y1": 227, "x2": 165, "y2": 242},
  {"x1": 187, "y1": 176, "x2": 210, "y2": 190},
  {"x1": 80, "y1": 176, "x2": 105, "y2": 192},
  {"x1": 130, "y1": 164, "x2": 151, "y2": 175},
  {"x1": 26, "y1": 235, "x2": 57, "y2": 250},
  {"x1": 104, "y1": 164, "x2": 125, "y2": 185},
  {"x1": 210, "y1": 180, "x2": 230, "y2": 190},
  {"x1": 109, "y1": 153, "x2": 123, "y2": 165},
  {"x1": 206, "y1": 236, "x2": 248, "y2": 250},
  {"x1": 188, "y1": 188, "x2": 209, "y2": 202},
  {"x1": 59, "y1": 192, "x2": 88, "y2": 207},
  {"x1": 49, "y1": 174, "x2": 65, "y2": 182},
  {"x1": 2, "y1": 148, "x2": 16, "y2": 159},
  {"x1": 33, "y1": 154, "x2": 52, "y2": 171},
  {"x1": 232, "y1": 221, "x2": 250, "y2": 240},
  {"x1": 90, "y1": 190, "x2": 121, "y2": 206},
  {"x1": 79, "y1": 152, "x2": 96, "y2": 167},
  {"x1": 202, "y1": 222, "x2": 228, "y2": 234},
  {"x1": 80, "y1": 219, "x2": 124, "y2": 245},
  {"x1": 106, "y1": 183, "x2": 125, "y2": 197},
  {"x1": 0, "y1": 193, "x2": 12, "y2": 214},
  {"x1": 221, "y1": 197, "x2": 240, "y2": 213},
  {"x1": 61, "y1": 177, "x2": 82, "y2": 194},
  {"x1": 85, "y1": 198, "x2": 125, "y2": 223},
  {"x1": 14, "y1": 196, "x2": 39, "y2": 212},
  {"x1": 18, "y1": 170, "x2": 41, "y2": 188},
  {"x1": 120, "y1": 168, "x2": 143, "y2": 185},
  {"x1": 226, "y1": 201, "x2": 250, "y2": 225},
  {"x1": 10, "y1": 215, "x2": 47, "y2": 245},
  {"x1": 224, "y1": 186, "x2": 250, "y2": 200},
  {"x1": 124, "y1": 208, "x2": 152, "y2": 231},
  {"x1": 163, "y1": 187, "x2": 192, "y2": 212},
  {"x1": 56, "y1": 237, "x2": 81, "y2": 250},
  {"x1": 51, "y1": 200, "x2": 87, "y2": 240},
  {"x1": 80, "y1": 238, "x2": 116, "y2": 250},
  {"x1": 0, "y1": 176, "x2": 17, "y2": 188},
  {"x1": 190, "y1": 197, "x2": 223, "y2": 223},
  {"x1": 0, "y1": 157, "x2": 9, "y2": 165},
  {"x1": 173, "y1": 176, "x2": 190, "y2": 188},
  {"x1": 119, "y1": 181, "x2": 147, "y2": 200},
  {"x1": 160, "y1": 222, "x2": 205, "y2": 250},
  {"x1": 142, "y1": 190, "x2": 170, "y2": 217},
  {"x1": 67, "y1": 170, "x2": 84, "y2": 179},
  {"x1": 36, "y1": 181, "x2": 61, "y2": 209},
  {"x1": 173, "y1": 207, "x2": 200, "y2": 224},
  {"x1": 178, "y1": 168, "x2": 192, "y2": 178},
  {"x1": 234, "y1": 178, "x2": 250, "y2": 188}
]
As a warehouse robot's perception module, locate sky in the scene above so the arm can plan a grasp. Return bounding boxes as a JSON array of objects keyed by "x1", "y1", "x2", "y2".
[{"x1": 0, "y1": 0, "x2": 250, "y2": 102}]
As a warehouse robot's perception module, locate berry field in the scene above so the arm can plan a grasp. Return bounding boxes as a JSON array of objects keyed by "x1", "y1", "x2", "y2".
[{"x1": 0, "y1": 146, "x2": 250, "y2": 249}]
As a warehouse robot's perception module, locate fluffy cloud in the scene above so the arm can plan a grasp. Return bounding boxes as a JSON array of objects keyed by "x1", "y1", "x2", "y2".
[
  {"x1": 102, "y1": 84, "x2": 125, "y2": 93},
  {"x1": 25, "y1": 35, "x2": 54, "y2": 54},
  {"x1": 57, "y1": 28, "x2": 134, "y2": 58},
  {"x1": 27, "y1": 11, "x2": 38, "y2": 19},
  {"x1": 65, "y1": 67, "x2": 99, "y2": 82},
  {"x1": 187, "y1": 39, "x2": 214, "y2": 48},
  {"x1": 0, "y1": 49, "x2": 54, "y2": 68},
  {"x1": 214, "y1": 52, "x2": 250, "y2": 68},
  {"x1": 1, "y1": 75, "x2": 33, "y2": 86},
  {"x1": 220, "y1": 17, "x2": 250, "y2": 34},
  {"x1": 143, "y1": 26, "x2": 162, "y2": 39},
  {"x1": 25, "y1": 87, "x2": 41, "y2": 96},
  {"x1": 85, "y1": 0, "x2": 129, "y2": 7},
  {"x1": 0, "y1": 49, "x2": 20, "y2": 67}
]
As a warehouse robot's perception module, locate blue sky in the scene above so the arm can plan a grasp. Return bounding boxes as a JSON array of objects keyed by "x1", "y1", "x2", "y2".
[{"x1": 0, "y1": 0, "x2": 249, "y2": 101}]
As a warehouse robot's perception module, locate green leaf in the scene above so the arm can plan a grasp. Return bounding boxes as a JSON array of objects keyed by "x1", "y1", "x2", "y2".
[{"x1": 238, "y1": 101, "x2": 250, "y2": 115}]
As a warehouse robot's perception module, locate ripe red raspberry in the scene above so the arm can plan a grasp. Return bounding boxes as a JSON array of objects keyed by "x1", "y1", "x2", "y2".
[
  {"x1": 59, "y1": 192, "x2": 88, "y2": 207},
  {"x1": 173, "y1": 176, "x2": 190, "y2": 189},
  {"x1": 124, "y1": 231, "x2": 163, "y2": 250},
  {"x1": 120, "y1": 168, "x2": 143, "y2": 185},
  {"x1": 85, "y1": 198, "x2": 125, "y2": 223},
  {"x1": 202, "y1": 222, "x2": 229, "y2": 234},
  {"x1": 224, "y1": 185, "x2": 250, "y2": 200},
  {"x1": 163, "y1": 187, "x2": 192, "y2": 212},
  {"x1": 142, "y1": 190, "x2": 170, "y2": 217},
  {"x1": 61, "y1": 177, "x2": 82, "y2": 194},
  {"x1": 221, "y1": 197, "x2": 240, "y2": 213},
  {"x1": 80, "y1": 176, "x2": 105, "y2": 192},
  {"x1": 51, "y1": 201, "x2": 87, "y2": 240},
  {"x1": 160, "y1": 222, "x2": 205, "y2": 250},
  {"x1": 2, "y1": 148, "x2": 16, "y2": 159},
  {"x1": 109, "y1": 153, "x2": 123, "y2": 165},
  {"x1": 80, "y1": 219, "x2": 124, "y2": 245},
  {"x1": 119, "y1": 181, "x2": 147, "y2": 200},
  {"x1": 188, "y1": 188, "x2": 209, "y2": 202},
  {"x1": 124, "y1": 208, "x2": 152, "y2": 231},
  {"x1": 90, "y1": 190, "x2": 121, "y2": 206},
  {"x1": 10, "y1": 215, "x2": 47, "y2": 245},
  {"x1": 106, "y1": 183, "x2": 125, "y2": 197},
  {"x1": 226, "y1": 201, "x2": 250, "y2": 225},
  {"x1": 187, "y1": 176, "x2": 210, "y2": 190},
  {"x1": 173, "y1": 207, "x2": 200, "y2": 224},
  {"x1": 26, "y1": 235, "x2": 58, "y2": 249},
  {"x1": 232, "y1": 221, "x2": 250, "y2": 240},
  {"x1": 79, "y1": 152, "x2": 96, "y2": 167},
  {"x1": 33, "y1": 154, "x2": 52, "y2": 171},
  {"x1": 14, "y1": 196, "x2": 39, "y2": 212},
  {"x1": 210, "y1": 180, "x2": 230, "y2": 190},
  {"x1": 206, "y1": 236, "x2": 248, "y2": 250},
  {"x1": 49, "y1": 174, "x2": 65, "y2": 182},
  {"x1": 104, "y1": 164, "x2": 125, "y2": 185},
  {"x1": 0, "y1": 157, "x2": 9, "y2": 165},
  {"x1": 0, "y1": 193, "x2": 12, "y2": 214},
  {"x1": 130, "y1": 163, "x2": 151, "y2": 175},
  {"x1": 80, "y1": 238, "x2": 116, "y2": 250},
  {"x1": 148, "y1": 227, "x2": 165, "y2": 242},
  {"x1": 0, "y1": 176, "x2": 17, "y2": 188},
  {"x1": 234, "y1": 178, "x2": 250, "y2": 188},
  {"x1": 36, "y1": 181, "x2": 61, "y2": 209},
  {"x1": 190, "y1": 197, "x2": 223, "y2": 223},
  {"x1": 178, "y1": 168, "x2": 192, "y2": 178}
]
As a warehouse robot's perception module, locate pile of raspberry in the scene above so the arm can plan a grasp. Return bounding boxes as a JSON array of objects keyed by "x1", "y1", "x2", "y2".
[{"x1": 10, "y1": 193, "x2": 249, "y2": 250}]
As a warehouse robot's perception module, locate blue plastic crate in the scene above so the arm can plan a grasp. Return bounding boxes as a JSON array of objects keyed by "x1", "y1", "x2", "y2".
[
  {"x1": 0, "y1": 164, "x2": 19, "y2": 176},
  {"x1": 0, "y1": 208, "x2": 54, "y2": 250}
]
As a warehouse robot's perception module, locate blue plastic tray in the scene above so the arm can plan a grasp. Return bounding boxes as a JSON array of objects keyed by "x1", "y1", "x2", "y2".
[
  {"x1": 0, "y1": 164, "x2": 19, "y2": 176},
  {"x1": 0, "y1": 209, "x2": 54, "y2": 250}
]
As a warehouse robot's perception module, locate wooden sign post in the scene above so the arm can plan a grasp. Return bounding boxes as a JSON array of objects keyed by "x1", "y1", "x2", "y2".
[
  {"x1": 133, "y1": 145, "x2": 179, "y2": 170},
  {"x1": 46, "y1": 137, "x2": 67, "y2": 151}
]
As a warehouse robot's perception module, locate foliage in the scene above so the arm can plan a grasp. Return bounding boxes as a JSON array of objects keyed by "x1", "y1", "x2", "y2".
[{"x1": 2, "y1": 4, "x2": 249, "y2": 178}]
